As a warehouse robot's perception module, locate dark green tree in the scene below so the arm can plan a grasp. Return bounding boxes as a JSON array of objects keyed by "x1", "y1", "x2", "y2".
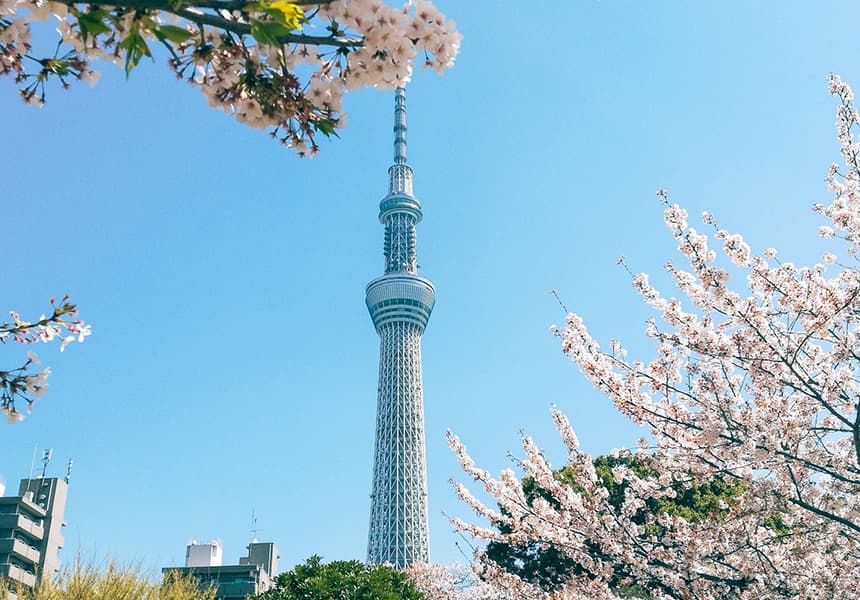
[
  {"x1": 485, "y1": 455, "x2": 747, "y2": 597},
  {"x1": 253, "y1": 555, "x2": 425, "y2": 600}
]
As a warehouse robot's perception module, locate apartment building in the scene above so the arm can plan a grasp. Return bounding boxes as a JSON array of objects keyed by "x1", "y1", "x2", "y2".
[{"x1": 0, "y1": 477, "x2": 68, "y2": 596}]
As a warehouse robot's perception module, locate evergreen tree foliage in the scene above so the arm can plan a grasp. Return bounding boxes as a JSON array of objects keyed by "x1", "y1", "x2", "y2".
[{"x1": 253, "y1": 555, "x2": 425, "y2": 600}]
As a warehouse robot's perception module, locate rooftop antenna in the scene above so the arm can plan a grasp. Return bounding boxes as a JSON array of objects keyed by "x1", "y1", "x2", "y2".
[
  {"x1": 64, "y1": 459, "x2": 74, "y2": 484},
  {"x1": 249, "y1": 509, "x2": 263, "y2": 544},
  {"x1": 28, "y1": 444, "x2": 38, "y2": 480},
  {"x1": 39, "y1": 449, "x2": 53, "y2": 479},
  {"x1": 22, "y1": 445, "x2": 39, "y2": 498},
  {"x1": 35, "y1": 449, "x2": 53, "y2": 509}
]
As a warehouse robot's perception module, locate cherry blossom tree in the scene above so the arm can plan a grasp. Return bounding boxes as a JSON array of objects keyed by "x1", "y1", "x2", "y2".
[
  {"x1": 0, "y1": 0, "x2": 460, "y2": 155},
  {"x1": 406, "y1": 562, "x2": 514, "y2": 600},
  {"x1": 482, "y1": 456, "x2": 747, "y2": 596},
  {"x1": 1, "y1": 295, "x2": 90, "y2": 423},
  {"x1": 448, "y1": 75, "x2": 860, "y2": 600}
]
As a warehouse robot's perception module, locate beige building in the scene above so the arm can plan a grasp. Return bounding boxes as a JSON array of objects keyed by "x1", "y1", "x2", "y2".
[{"x1": 0, "y1": 477, "x2": 69, "y2": 596}]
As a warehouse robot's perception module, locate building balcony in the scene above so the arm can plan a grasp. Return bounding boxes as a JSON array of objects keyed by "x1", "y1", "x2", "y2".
[
  {"x1": 0, "y1": 562, "x2": 37, "y2": 588},
  {"x1": 210, "y1": 581, "x2": 259, "y2": 600},
  {"x1": 0, "y1": 538, "x2": 41, "y2": 565},
  {"x1": 0, "y1": 513, "x2": 45, "y2": 541},
  {"x1": 0, "y1": 496, "x2": 47, "y2": 520}
]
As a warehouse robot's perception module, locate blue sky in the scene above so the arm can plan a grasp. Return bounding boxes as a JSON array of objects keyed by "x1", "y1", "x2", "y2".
[{"x1": 3, "y1": 0, "x2": 860, "y2": 574}]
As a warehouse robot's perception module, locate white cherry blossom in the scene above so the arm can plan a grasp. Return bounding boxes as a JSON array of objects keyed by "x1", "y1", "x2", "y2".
[
  {"x1": 450, "y1": 76, "x2": 860, "y2": 600},
  {"x1": 2, "y1": 296, "x2": 89, "y2": 422},
  {"x1": 0, "y1": 0, "x2": 461, "y2": 154}
]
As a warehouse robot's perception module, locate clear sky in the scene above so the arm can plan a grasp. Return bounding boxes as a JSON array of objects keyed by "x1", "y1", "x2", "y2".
[{"x1": 3, "y1": 0, "x2": 860, "y2": 576}]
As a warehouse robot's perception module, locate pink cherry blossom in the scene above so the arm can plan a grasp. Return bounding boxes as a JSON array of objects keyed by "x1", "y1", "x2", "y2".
[
  {"x1": 0, "y1": 0, "x2": 461, "y2": 154},
  {"x1": 449, "y1": 76, "x2": 860, "y2": 599},
  {"x1": 2, "y1": 296, "x2": 89, "y2": 422}
]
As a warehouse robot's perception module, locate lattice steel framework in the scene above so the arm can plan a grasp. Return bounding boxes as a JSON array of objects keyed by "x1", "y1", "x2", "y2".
[{"x1": 365, "y1": 87, "x2": 435, "y2": 568}]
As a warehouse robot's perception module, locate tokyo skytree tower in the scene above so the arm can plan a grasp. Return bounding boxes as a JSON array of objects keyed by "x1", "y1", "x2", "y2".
[{"x1": 365, "y1": 87, "x2": 435, "y2": 568}]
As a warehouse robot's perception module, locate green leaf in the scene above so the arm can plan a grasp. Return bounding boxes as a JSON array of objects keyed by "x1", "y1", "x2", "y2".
[
  {"x1": 76, "y1": 9, "x2": 111, "y2": 43},
  {"x1": 267, "y1": 1, "x2": 304, "y2": 31},
  {"x1": 155, "y1": 25, "x2": 194, "y2": 44},
  {"x1": 44, "y1": 59, "x2": 72, "y2": 77},
  {"x1": 118, "y1": 30, "x2": 151, "y2": 78},
  {"x1": 249, "y1": 18, "x2": 292, "y2": 47},
  {"x1": 313, "y1": 118, "x2": 340, "y2": 138}
]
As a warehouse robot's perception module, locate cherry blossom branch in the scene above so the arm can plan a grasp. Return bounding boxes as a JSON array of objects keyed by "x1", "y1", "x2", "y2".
[
  {"x1": 623, "y1": 361, "x2": 860, "y2": 485},
  {"x1": 172, "y1": 8, "x2": 360, "y2": 47},
  {"x1": 2, "y1": 0, "x2": 461, "y2": 154},
  {"x1": 50, "y1": 0, "x2": 337, "y2": 8},
  {"x1": 1, "y1": 296, "x2": 90, "y2": 422},
  {"x1": 44, "y1": 0, "x2": 362, "y2": 48}
]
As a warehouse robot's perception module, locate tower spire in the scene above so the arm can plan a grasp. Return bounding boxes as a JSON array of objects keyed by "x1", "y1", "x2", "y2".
[
  {"x1": 365, "y1": 87, "x2": 435, "y2": 568},
  {"x1": 388, "y1": 87, "x2": 413, "y2": 197},
  {"x1": 394, "y1": 86, "x2": 407, "y2": 165}
]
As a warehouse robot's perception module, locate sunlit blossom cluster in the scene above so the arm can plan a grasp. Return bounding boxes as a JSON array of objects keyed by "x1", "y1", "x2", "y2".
[
  {"x1": 1, "y1": 295, "x2": 90, "y2": 422},
  {"x1": 449, "y1": 77, "x2": 860, "y2": 599},
  {"x1": 0, "y1": 0, "x2": 460, "y2": 155},
  {"x1": 406, "y1": 562, "x2": 517, "y2": 600}
]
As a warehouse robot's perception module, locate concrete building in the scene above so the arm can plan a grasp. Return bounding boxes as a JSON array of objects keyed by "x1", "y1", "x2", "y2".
[
  {"x1": 0, "y1": 477, "x2": 68, "y2": 595},
  {"x1": 163, "y1": 541, "x2": 278, "y2": 600},
  {"x1": 185, "y1": 539, "x2": 223, "y2": 568},
  {"x1": 239, "y1": 541, "x2": 277, "y2": 577}
]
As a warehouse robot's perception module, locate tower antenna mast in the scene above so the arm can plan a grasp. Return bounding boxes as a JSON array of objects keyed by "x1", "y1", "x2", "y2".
[
  {"x1": 365, "y1": 87, "x2": 435, "y2": 568},
  {"x1": 65, "y1": 459, "x2": 74, "y2": 484},
  {"x1": 39, "y1": 449, "x2": 53, "y2": 479},
  {"x1": 249, "y1": 509, "x2": 263, "y2": 543}
]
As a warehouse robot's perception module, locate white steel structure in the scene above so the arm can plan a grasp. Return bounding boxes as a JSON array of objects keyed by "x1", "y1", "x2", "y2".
[{"x1": 366, "y1": 87, "x2": 435, "y2": 567}]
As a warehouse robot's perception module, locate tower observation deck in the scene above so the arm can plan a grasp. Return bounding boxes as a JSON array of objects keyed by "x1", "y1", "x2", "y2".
[{"x1": 365, "y1": 87, "x2": 434, "y2": 568}]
